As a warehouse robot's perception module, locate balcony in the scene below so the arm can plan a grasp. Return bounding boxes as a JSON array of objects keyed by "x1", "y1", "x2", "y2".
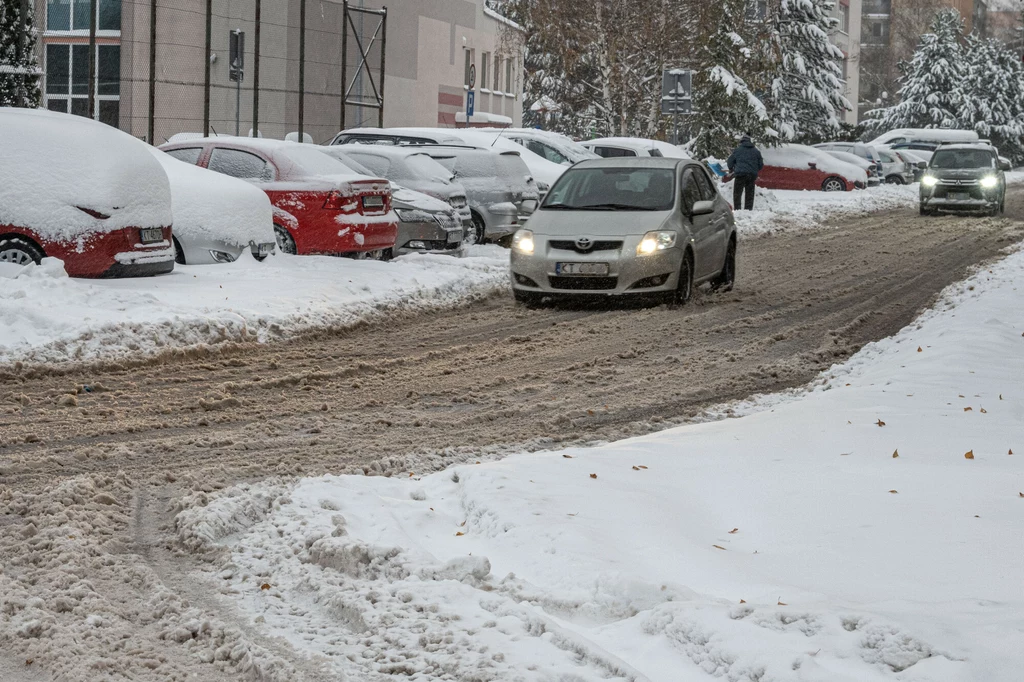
[{"x1": 862, "y1": 0, "x2": 892, "y2": 15}]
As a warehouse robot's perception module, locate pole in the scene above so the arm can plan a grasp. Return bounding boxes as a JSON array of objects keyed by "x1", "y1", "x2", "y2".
[
  {"x1": 88, "y1": 0, "x2": 97, "y2": 119},
  {"x1": 378, "y1": 6, "x2": 387, "y2": 128},
  {"x1": 252, "y1": 0, "x2": 261, "y2": 137},
  {"x1": 148, "y1": 0, "x2": 157, "y2": 140},
  {"x1": 298, "y1": 0, "x2": 306, "y2": 141},
  {"x1": 341, "y1": 0, "x2": 348, "y2": 131},
  {"x1": 203, "y1": 0, "x2": 212, "y2": 136}
]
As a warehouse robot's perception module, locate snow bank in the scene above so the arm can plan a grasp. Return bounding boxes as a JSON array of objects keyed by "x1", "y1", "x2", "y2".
[
  {"x1": 187, "y1": 242, "x2": 1024, "y2": 681},
  {"x1": 0, "y1": 108, "x2": 172, "y2": 241},
  {"x1": 150, "y1": 149, "x2": 276, "y2": 248},
  {"x1": 0, "y1": 247, "x2": 508, "y2": 366}
]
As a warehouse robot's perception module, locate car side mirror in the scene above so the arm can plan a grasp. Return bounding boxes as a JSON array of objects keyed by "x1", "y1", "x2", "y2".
[
  {"x1": 691, "y1": 200, "x2": 715, "y2": 216},
  {"x1": 917, "y1": 162, "x2": 927, "y2": 170},
  {"x1": 808, "y1": 162, "x2": 817, "y2": 170},
  {"x1": 999, "y1": 159, "x2": 1012, "y2": 171}
]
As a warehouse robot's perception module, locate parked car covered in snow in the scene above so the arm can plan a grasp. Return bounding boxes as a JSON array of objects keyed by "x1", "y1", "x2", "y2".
[
  {"x1": 813, "y1": 142, "x2": 883, "y2": 183},
  {"x1": 582, "y1": 137, "x2": 688, "y2": 159},
  {"x1": 316, "y1": 148, "x2": 465, "y2": 257},
  {"x1": 150, "y1": 149, "x2": 276, "y2": 264},
  {"x1": 817, "y1": 149, "x2": 880, "y2": 187},
  {"x1": 877, "y1": 149, "x2": 916, "y2": 185},
  {"x1": 321, "y1": 145, "x2": 473, "y2": 230},
  {"x1": 869, "y1": 128, "x2": 979, "y2": 147},
  {"x1": 160, "y1": 137, "x2": 396, "y2": 257},
  {"x1": 418, "y1": 145, "x2": 541, "y2": 244},
  {"x1": 0, "y1": 108, "x2": 174, "y2": 278},
  {"x1": 438, "y1": 129, "x2": 567, "y2": 192},
  {"x1": 758, "y1": 144, "x2": 867, "y2": 192},
  {"x1": 486, "y1": 128, "x2": 599, "y2": 165},
  {"x1": 329, "y1": 127, "x2": 465, "y2": 147}
]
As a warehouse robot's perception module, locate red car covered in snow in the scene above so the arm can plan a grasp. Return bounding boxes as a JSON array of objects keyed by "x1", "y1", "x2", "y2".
[
  {"x1": 757, "y1": 144, "x2": 868, "y2": 192},
  {"x1": 0, "y1": 108, "x2": 175, "y2": 278},
  {"x1": 159, "y1": 138, "x2": 396, "y2": 256}
]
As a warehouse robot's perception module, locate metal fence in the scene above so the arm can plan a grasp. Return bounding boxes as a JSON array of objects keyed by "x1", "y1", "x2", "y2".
[{"x1": 38, "y1": 0, "x2": 386, "y2": 145}]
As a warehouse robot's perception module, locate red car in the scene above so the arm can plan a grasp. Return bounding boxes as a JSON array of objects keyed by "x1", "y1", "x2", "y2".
[
  {"x1": 159, "y1": 138, "x2": 396, "y2": 256},
  {"x1": 757, "y1": 144, "x2": 866, "y2": 192},
  {"x1": 0, "y1": 108, "x2": 175, "y2": 277}
]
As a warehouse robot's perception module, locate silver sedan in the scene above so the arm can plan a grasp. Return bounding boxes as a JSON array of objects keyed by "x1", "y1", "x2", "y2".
[{"x1": 509, "y1": 158, "x2": 736, "y2": 305}]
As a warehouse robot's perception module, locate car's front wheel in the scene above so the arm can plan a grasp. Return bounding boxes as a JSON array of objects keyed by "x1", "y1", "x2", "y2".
[
  {"x1": 710, "y1": 239, "x2": 736, "y2": 293},
  {"x1": 885, "y1": 175, "x2": 905, "y2": 185},
  {"x1": 673, "y1": 251, "x2": 694, "y2": 306},
  {"x1": 470, "y1": 213, "x2": 487, "y2": 245},
  {"x1": 274, "y1": 225, "x2": 297, "y2": 255},
  {"x1": 822, "y1": 177, "x2": 846, "y2": 192},
  {"x1": 0, "y1": 235, "x2": 45, "y2": 267}
]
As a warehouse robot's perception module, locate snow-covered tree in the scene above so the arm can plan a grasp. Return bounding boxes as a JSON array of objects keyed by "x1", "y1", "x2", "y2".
[
  {"x1": 772, "y1": 0, "x2": 850, "y2": 141},
  {"x1": 863, "y1": 9, "x2": 966, "y2": 132},
  {"x1": 958, "y1": 34, "x2": 1024, "y2": 164},
  {"x1": 0, "y1": 0, "x2": 42, "y2": 108},
  {"x1": 691, "y1": 0, "x2": 775, "y2": 158}
]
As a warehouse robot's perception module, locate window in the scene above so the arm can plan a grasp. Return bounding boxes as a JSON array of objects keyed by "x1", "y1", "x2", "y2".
[
  {"x1": 838, "y1": 3, "x2": 849, "y2": 33},
  {"x1": 648, "y1": 148, "x2": 664, "y2": 158},
  {"x1": 46, "y1": 0, "x2": 120, "y2": 31},
  {"x1": 526, "y1": 140, "x2": 568, "y2": 164},
  {"x1": 464, "y1": 49, "x2": 474, "y2": 87},
  {"x1": 681, "y1": 169, "x2": 702, "y2": 213},
  {"x1": 693, "y1": 167, "x2": 717, "y2": 201},
  {"x1": 44, "y1": 43, "x2": 120, "y2": 126},
  {"x1": 592, "y1": 146, "x2": 636, "y2": 158},
  {"x1": 542, "y1": 167, "x2": 677, "y2": 211},
  {"x1": 165, "y1": 148, "x2": 203, "y2": 165},
  {"x1": 345, "y1": 153, "x2": 390, "y2": 177},
  {"x1": 208, "y1": 148, "x2": 273, "y2": 181},
  {"x1": 493, "y1": 57, "x2": 502, "y2": 92},
  {"x1": 505, "y1": 59, "x2": 513, "y2": 94},
  {"x1": 481, "y1": 52, "x2": 490, "y2": 89}
]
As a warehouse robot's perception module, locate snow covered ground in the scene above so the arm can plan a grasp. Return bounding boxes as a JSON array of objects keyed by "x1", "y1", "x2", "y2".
[
  {"x1": 176, "y1": 243, "x2": 1024, "y2": 681},
  {"x1": 0, "y1": 247, "x2": 508, "y2": 366}
]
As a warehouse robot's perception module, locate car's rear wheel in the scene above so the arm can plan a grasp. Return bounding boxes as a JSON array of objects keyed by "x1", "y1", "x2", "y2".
[
  {"x1": 673, "y1": 251, "x2": 694, "y2": 306},
  {"x1": 0, "y1": 235, "x2": 45, "y2": 267},
  {"x1": 710, "y1": 239, "x2": 736, "y2": 293},
  {"x1": 274, "y1": 225, "x2": 297, "y2": 255},
  {"x1": 173, "y1": 236, "x2": 186, "y2": 265},
  {"x1": 885, "y1": 175, "x2": 905, "y2": 185},
  {"x1": 470, "y1": 213, "x2": 487, "y2": 245},
  {"x1": 822, "y1": 177, "x2": 846, "y2": 192}
]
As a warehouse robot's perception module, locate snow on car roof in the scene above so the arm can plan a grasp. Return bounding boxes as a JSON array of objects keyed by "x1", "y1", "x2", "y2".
[
  {"x1": 0, "y1": 108, "x2": 172, "y2": 242},
  {"x1": 150, "y1": 148, "x2": 274, "y2": 249},
  {"x1": 584, "y1": 137, "x2": 689, "y2": 158},
  {"x1": 572, "y1": 157, "x2": 691, "y2": 169},
  {"x1": 328, "y1": 144, "x2": 436, "y2": 159}
]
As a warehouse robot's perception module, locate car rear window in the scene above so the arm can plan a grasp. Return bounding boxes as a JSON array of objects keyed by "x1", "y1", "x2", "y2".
[
  {"x1": 344, "y1": 152, "x2": 391, "y2": 177},
  {"x1": 402, "y1": 154, "x2": 454, "y2": 183},
  {"x1": 592, "y1": 146, "x2": 637, "y2": 158},
  {"x1": 543, "y1": 167, "x2": 676, "y2": 211},
  {"x1": 930, "y1": 149, "x2": 995, "y2": 169},
  {"x1": 164, "y1": 147, "x2": 202, "y2": 165},
  {"x1": 208, "y1": 148, "x2": 273, "y2": 181},
  {"x1": 283, "y1": 146, "x2": 356, "y2": 176}
]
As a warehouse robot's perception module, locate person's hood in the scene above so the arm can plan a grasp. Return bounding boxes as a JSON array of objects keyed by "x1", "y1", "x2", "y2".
[{"x1": 740, "y1": 138, "x2": 754, "y2": 147}]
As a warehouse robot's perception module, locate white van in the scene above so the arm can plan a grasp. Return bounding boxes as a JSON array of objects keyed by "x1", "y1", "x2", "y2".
[{"x1": 869, "y1": 128, "x2": 979, "y2": 147}]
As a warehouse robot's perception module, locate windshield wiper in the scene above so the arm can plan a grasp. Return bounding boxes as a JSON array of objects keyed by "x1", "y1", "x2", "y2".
[
  {"x1": 541, "y1": 202, "x2": 575, "y2": 210},
  {"x1": 579, "y1": 203, "x2": 659, "y2": 211}
]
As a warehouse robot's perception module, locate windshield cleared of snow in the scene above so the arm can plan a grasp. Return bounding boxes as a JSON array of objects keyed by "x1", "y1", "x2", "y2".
[
  {"x1": 543, "y1": 167, "x2": 676, "y2": 211},
  {"x1": 930, "y1": 149, "x2": 995, "y2": 169}
]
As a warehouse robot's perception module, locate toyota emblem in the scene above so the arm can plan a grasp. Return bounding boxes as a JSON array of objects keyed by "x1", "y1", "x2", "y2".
[{"x1": 575, "y1": 237, "x2": 594, "y2": 251}]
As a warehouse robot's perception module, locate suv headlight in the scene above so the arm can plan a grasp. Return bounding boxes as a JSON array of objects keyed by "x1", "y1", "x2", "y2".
[
  {"x1": 512, "y1": 229, "x2": 535, "y2": 254},
  {"x1": 980, "y1": 175, "x2": 998, "y2": 189},
  {"x1": 395, "y1": 208, "x2": 435, "y2": 223},
  {"x1": 637, "y1": 231, "x2": 677, "y2": 255},
  {"x1": 921, "y1": 175, "x2": 938, "y2": 187}
]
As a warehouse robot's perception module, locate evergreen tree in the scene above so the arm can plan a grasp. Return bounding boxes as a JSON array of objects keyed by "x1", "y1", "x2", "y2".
[
  {"x1": 0, "y1": 0, "x2": 42, "y2": 108},
  {"x1": 863, "y1": 9, "x2": 966, "y2": 132},
  {"x1": 958, "y1": 34, "x2": 1024, "y2": 164},
  {"x1": 772, "y1": 0, "x2": 850, "y2": 141},
  {"x1": 691, "y1": 0, "x2": 774, "y2": 158}
]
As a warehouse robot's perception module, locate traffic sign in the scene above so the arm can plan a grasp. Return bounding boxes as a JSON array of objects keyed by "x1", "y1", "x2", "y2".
[
  {"x1": 661, "y1": 68, "x2": 692, "y2": 115},
  {"x1": 467, "y1": 90, "x2": 475, "y2": 117},
  {"x1": 468, "y1": 64, "x2": 476, "y2": 90},
  {"x1": 230, "y1": 30, "x2": 245, "y2": 83}
]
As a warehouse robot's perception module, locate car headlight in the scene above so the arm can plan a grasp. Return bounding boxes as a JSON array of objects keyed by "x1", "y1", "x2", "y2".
[
  {"x1": 980, "y1": 175, "x2": 998, "y2": 189},
  {"x1": 512, "y1": 229, "x2": 534, "y2": 254},
  {"x1": 395, "y1": 208, "x2": 435, "y2": 223},
  {"x1": 921, "y1": 175, "x2": 938, "y2": 187},
  {"x1": 637, "y1": 231, "x2": 677, "y2": 256}
]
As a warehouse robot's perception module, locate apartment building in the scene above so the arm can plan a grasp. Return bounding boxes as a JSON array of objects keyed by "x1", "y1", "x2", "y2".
[
  {"x1": 34, "y1": 0, "x2": 524, "y2": 144},
  {"x1": 830, "y1": 0, "x2": 863, "y2": 125}
]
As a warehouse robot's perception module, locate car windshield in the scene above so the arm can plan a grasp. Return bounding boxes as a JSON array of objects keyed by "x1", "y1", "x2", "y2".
[
  {"x1": 930, "y1": 150, "x2": 994, "y2": 169},
  {"x1": 401, "y1": 154, "x2": 454, "y2": 183},
  {"x1": 283, "y1": 146, "x2": 357, "y2": 176},
  {"x1": 542, "y1": 167, "x2": 676, "y2": 211}
]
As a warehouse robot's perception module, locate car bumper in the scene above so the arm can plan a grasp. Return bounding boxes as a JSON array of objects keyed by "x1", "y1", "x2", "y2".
[
  {"x1": 510, "y1": 239, "x2": 683, "y2": 297},
  {"x1": 921, "y1": 188, "x2": 1001, "y2": 212},
  {"x1": 394, "y1": 219, "x2": 464, "y2": 256},
  {"x1": 29, "y1": 226, "x2": 175, "y2": 278}
]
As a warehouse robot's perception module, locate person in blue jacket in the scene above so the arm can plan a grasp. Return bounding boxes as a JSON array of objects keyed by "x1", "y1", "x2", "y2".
[{"x1": 726, "y1": 134, "x2": 764, "y2": 211}]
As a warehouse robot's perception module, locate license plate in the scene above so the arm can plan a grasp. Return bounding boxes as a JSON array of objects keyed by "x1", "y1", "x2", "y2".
[
  {"x1": 362, "y1": 196, "x2": 384, "y2": 209},
  {"x1": 446, "y1": 230, "x2": 461, "y2": 243},
  {"x1": 257, "y1": 242, "x2": 274, "y2": 255},
  {"x1": 556, "y1": 262, "x2": 609, "y2": 276},
  {"x1": 139, "y1": 228, "x2": 163, "y2": 244},
  {"x1": 949, "y1": 192, "x2": 969, "y2": 201}
]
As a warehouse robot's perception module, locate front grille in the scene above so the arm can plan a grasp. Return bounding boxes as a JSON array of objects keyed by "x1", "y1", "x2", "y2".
[
  {"x1": 937, "y1": 179, "x2": 979, "y2": 187},
  {"x1": 404, "y1": 240, "x2": 461, "y2": 251},
  {"x1": 548, "y1": 240, "x2": 623, "y2": 254},
  {"x1": 549, "y1": 276, "x2": 618, "y2": 290},
  {"x1": 449, "y1": 196, "x2": 467, "y2": 209},
  {"x1": 933, "y1": 186, "x2": 983, "y2": 199}
]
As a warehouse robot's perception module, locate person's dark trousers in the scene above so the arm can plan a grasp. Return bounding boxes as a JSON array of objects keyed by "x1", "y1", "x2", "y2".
[{"x1": 733, "y1": 173, "x2": 757, "y2": 210}]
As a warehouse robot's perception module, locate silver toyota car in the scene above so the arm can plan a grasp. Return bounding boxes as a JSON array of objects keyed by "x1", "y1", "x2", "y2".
[{"x1": 509, "y1": 158, "x2": 736, "y2": 305}]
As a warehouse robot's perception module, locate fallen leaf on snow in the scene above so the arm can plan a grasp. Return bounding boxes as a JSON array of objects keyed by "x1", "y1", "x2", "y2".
[
  {"x1": 260, "y1": 583, "x2": 271, "y2": 591},
  {"x1": 460, "y1": 520, "x2": 466, "y2": 527},
  {"x1": 1010, "y1": 449, "x2": 1014, "y2": 455},
  {"x1": 590, "y1": 473, "x2": 597, "y2": 479},
  {"x1": 739, "y1": 599, "x2": 746, "y2": 604},
  {"x1": 917, "y1": 347, "x2": 923, "y2": 352},
  {"x1": 729, "y1": 528, "x2": 739, "y2": 534},
  {"x1": 964, "y1": 407, "x2": 973, "y2": 412},
  {"x1": 455, "y1": 531, "x2": 465, "y2": 537},
  {"x1": 777, "y1": 598, "x2": 788, "y2": 606},
  {"x1": 876, "y1": 419, "x2": 886, "y2": 427},
  {"x1": 713, "y1": 545, "x2": 726, "y2": 550},
  {"x1": 965, "y1": 450, "x2": 975, "y2": 460},
  {"x1": 632, "y1": 466, "x2": 640, "y2": 470},
  {"x1": 562, "y1": 454, "x2": 573, "y2": 459},
  {"x1": 889, "y1": 490, "x2": 899, "y2": 494},
  {"x1": 892, "y1": 450, "x2": 899, "y2": 458},
  {"x1": 980, "y1": 408, "x2": 987, "y2": 413}
]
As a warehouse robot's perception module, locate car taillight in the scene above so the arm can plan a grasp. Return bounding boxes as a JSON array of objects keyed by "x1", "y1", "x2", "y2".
[{"x1": 323, "y1": 190, "x2": 350, "y2": 210}]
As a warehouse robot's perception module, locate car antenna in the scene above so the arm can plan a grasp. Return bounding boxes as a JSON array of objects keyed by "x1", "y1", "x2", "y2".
[
  {"x1": 491, "y1": 125, "x2": 510, "y2": 147},
  {"x1": 210, "y1": 126, "x2": 219, "y2": 137}
]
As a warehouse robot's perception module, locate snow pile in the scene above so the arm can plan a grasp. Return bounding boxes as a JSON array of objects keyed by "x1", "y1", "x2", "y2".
[
  {"x1": 150, "y1": 149, "x2": 275, "y2": 248},
  {"x1": 0, "y1": 246, "x2": 509, "y2": 366},
  {"x1": 0, "y1": 108, "x2": 172, "y2": 241},
  {"x1": 182, "y1": 244, "x2": 1024, "y2": 680}
]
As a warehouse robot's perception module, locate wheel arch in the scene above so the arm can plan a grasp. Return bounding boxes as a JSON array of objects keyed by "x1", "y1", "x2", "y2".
[{"x1": 0, "y1": 231, "x2": 47, "y2": 258}]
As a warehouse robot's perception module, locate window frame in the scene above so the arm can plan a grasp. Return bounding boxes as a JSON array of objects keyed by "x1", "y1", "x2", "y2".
[{"x1": 43, "y1": 42, "x2": 121, "y2": 126}]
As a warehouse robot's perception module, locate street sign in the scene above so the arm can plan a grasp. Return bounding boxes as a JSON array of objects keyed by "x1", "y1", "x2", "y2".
[
  {"x1": 229, "y1": 30, "x2": 245, "y2": 83},
  {"x1": 661, "y1": 69, "x2": 692, "y2": 115},
  {"x1": 468, "y1": 64, "x2": 476, "y2": 90},
  {"x1": 467, "y1": 90, "x2": 476, "y2": 117}
]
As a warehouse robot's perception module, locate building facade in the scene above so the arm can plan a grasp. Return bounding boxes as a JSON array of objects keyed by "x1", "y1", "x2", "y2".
[
  {"x1": 830, "y1": 0, "x2": 863, "y2": 126},
  {"x1": 33, "y1": 0, "x2": 524, "y2": 144}
]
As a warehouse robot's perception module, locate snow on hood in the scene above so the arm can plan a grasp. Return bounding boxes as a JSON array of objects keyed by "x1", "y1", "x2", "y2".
[
  {"x1": 390, "y1": 183, "x2": 453, "y2": 213},
  {"x1": 0, "y1": 108, "x2": 172, "y2": 242},
  {"x1": 763, "y1": 144, "x2": 868, "y2": 183},
  {"x1": 150, "y1": 149, "x2": 275, "y2": 248}
]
